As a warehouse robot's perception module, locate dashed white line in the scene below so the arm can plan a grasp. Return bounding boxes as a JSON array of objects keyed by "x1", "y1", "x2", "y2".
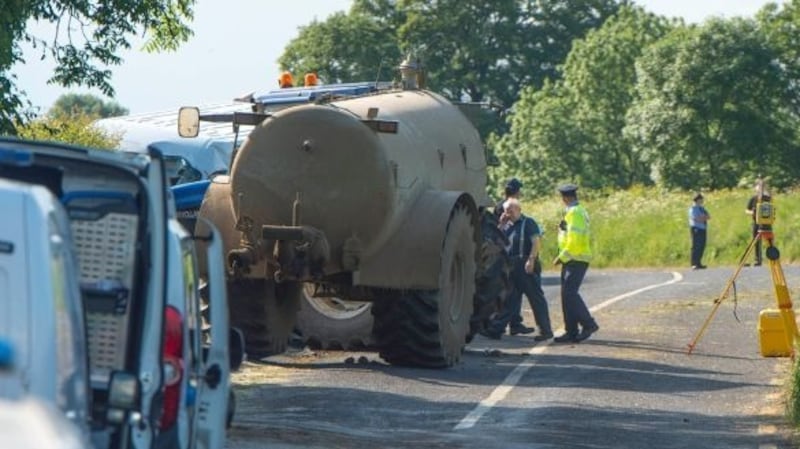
[{"x1": 454, "y1": 271, "x2": 684, "y2": 431}]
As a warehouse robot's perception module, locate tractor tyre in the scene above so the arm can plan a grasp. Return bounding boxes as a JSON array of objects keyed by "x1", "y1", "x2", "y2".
[
  {"x1": 227, "y1": 279, "x2": 301, "y2": 359},
  {"x1": 295, "y1": 284, "x2": 374, "y2": 350},
  {"x1": 372, "y1": 205, "x2": 476, "y2": 368}
]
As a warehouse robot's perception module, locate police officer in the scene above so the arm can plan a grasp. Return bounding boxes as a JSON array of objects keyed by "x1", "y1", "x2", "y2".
[
  {"x1": 553, "y1": 184, "x2": 599, "y2": 343},
  {"x1": 481, "y1": 198, "x2": 553, "y2": 341},
  {"x1": 689, "y1": 193, "x2": 710, "y2": 269}
]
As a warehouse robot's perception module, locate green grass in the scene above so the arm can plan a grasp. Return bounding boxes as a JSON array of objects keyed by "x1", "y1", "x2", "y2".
[{"x1": 521, "y1": 186, "x2": 800, "y2": 269}]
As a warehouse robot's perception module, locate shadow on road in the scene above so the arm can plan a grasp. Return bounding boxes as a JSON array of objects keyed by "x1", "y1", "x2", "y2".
[{"x1": 228, "y1": 383, "x2": 788, "y2": 449}]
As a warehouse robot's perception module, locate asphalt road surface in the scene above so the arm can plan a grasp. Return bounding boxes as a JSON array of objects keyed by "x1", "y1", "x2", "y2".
[{"x1": 226, "y1": 265, "x2": 800, "y2": 448}]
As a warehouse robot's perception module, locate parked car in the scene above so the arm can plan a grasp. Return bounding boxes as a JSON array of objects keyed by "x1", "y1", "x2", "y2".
[{"x1": 0, "y1": 137, "x2": 234, "y2": 449}]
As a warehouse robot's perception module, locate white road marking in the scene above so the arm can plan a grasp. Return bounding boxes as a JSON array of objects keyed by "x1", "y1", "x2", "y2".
[{"x1": 454, "y1": 271, "x2": 684, "y2": 431}]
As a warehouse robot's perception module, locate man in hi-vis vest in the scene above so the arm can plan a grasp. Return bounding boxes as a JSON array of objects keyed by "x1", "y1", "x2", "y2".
[{"x1": 553, "y1": 184, "x2": 599, "y2": 343}]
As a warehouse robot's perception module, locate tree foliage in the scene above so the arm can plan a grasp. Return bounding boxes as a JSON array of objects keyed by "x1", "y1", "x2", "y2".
[
  {"x1": 278, "y1": 7, "x2": 403, "y2": 85},
  {"x1": 49, "y1": 93, "x2": 128, "y2": 119},
  {"x1": 16, "y1": 113, "x2": 121, "y2": 150},
  {"x1": 0, "y1": 0, "x2": 195, "y2": 134},
  {"x1": 758, "y1": 0, "x2": 800, "y2": 113},
  {"x1": 279, "y1": 0, "x2": 622, "y2": 112},
  {"x1": 625, "y1": 18, "x2": 800, "y2": 190},
  {"x1": 491, "y1": 6, "x2": 672, "y2": 196}
]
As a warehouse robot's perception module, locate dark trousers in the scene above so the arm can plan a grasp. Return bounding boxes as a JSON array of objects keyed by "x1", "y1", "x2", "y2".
[
  {"x1": 751, "y1": 223, "x2": 762, "y2": 264},
  {"x1": 490, "y1": 259, "x2": 552, "y2": 335},
  {"x1": 690, "y1": 227, "x2": 706, "y2": 266},
  {"x1": 560, "y1": 261, "x2": 596, "y2": 336}
]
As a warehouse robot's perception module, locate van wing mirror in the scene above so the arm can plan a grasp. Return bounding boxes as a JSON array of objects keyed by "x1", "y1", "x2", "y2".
[{"x1": 178, "y1": 107, "x2": 201, "y2": 138}]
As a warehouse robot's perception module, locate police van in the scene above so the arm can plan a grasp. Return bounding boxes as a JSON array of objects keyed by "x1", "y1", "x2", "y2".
[{"x1": 0, "y1": 137, "x2": 233, "y2": 449}]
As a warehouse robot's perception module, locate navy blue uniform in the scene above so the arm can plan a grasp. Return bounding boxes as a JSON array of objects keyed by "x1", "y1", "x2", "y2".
[{"x1": 487, "y1": 215, "x2": 553, "y2": 337}]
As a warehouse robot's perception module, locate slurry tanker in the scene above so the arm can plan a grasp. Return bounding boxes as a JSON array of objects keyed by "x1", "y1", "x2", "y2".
[{"x1": 180, "y1": 61, "x2": 507, "y2": 367}]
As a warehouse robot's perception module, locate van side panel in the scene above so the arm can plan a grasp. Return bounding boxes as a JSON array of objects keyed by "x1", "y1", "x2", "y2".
[
  {"x1": 25, "y1": 191, "x2": 59, "y2": 406},
  {"x1": 0, "y1": 188, "x2": 28, "y2": 400}
]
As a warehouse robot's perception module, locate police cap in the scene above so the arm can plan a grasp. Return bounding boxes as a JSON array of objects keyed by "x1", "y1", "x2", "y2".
[
  {"x1": 557, "y1": 183, "x2": 579, "y2": 196},
  {"x1": 505, "y1": 178, "x2": 523, "y2": 195}
]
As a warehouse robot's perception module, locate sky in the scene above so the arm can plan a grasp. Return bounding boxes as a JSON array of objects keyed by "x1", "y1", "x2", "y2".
[{"x1": 13, "y1": 0, "x2": 785, "y2": 115}]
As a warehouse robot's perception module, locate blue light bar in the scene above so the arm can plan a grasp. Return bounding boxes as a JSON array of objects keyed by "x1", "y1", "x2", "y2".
[{"x1": 253, "y1": 82, "x2": 381, "y2": 106}]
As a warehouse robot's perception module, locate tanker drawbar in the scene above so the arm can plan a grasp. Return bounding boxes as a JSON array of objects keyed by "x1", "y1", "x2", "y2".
[{"x1": 182, "y1": 73, "x2": 506, "y2": 367}]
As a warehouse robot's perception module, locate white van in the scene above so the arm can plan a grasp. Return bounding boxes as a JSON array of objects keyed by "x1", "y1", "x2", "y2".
[
  {"x1": 0, "y1": 137, "x2": 233, "y2": 449},
  {"x1": 0, "y1": 179, "x2": 90, "y2": 436}
]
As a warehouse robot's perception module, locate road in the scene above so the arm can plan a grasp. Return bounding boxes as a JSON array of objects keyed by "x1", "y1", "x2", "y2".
[{"x1": 225, "y1": 265, "x2": 800, "y2": 448}]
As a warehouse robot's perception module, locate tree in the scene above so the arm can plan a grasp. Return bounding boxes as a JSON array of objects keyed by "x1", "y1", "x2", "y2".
[
  {"x1": 398, "y1": 0, "x2": 623, "y2": 110},
  {"x1": 16, "y1": 113, "x2": 121, "y2": 149},
  {"x1": 490, "y1": 6, "x2": 672, "y2": 196},
  {"x1": 510, "y1": 0, "x2": 629, "y2": 102},
  {"x1": 397, "y1": 0, "x2": 523, "y2": 107},
  {"x1": 279, "y1": 0, "x2": 623, "y2": 112},
  {"x1": 624, "y1": 18, "x2": 800, "y2": 190},
  {"x1": 758, "y1": 0, "x2": 800, "y2": 113},
  {"x1": 0, "y1": 0, "x2": 195, "y2": 134},
  {"x1": 278, "y1": 8, "x2": 403, "y2": 85},
  {"x1": 49, "y1": 93, "x2": 129, "y2": 119},
  {"x1": 489, "y1": 80, "x2": 582, "y2": 196},
  {"x1": 556, "y1": 7, "x2": 673, "y2": 188}
]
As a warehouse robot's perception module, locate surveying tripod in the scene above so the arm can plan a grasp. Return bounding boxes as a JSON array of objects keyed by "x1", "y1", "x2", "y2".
[{"x1": 686, "y1": 226, "x2": 799, "y2": 355}]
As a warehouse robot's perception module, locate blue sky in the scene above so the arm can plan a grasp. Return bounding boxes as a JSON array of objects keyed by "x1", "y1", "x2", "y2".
[{"x1": 13, "y1": 0, "x2": 783, "y2": 114}]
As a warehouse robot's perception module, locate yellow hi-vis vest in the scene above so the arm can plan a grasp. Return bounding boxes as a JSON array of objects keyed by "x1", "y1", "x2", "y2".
[{"x1": 557, "y1": 203, "x2": 592, "y2": 263}]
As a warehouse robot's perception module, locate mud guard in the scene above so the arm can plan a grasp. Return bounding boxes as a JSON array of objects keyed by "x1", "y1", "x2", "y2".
[
  {"x1": 353, "y1": 190, "x2": 478, "y2": 289},
  {"x1": 194, "y1": 180, "x2": 239, "y2": 275}
]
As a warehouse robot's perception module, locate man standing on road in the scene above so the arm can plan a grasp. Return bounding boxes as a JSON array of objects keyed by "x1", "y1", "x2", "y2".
[
  {"x1": 481, "y1": 198, "x2": 553, "y2": 341},
  {"x1": 745, "y1": 179, "x2": 770, "y2": 266},
  {"x1": 493, "y1": 177, "x2": 535, "y2": 331},
  {"x1": 553, "y1": 184, "x2": 599, "y2": 343},
  {"x1": 689, "y1": 193, "x2": 710, "y2": 270}
]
